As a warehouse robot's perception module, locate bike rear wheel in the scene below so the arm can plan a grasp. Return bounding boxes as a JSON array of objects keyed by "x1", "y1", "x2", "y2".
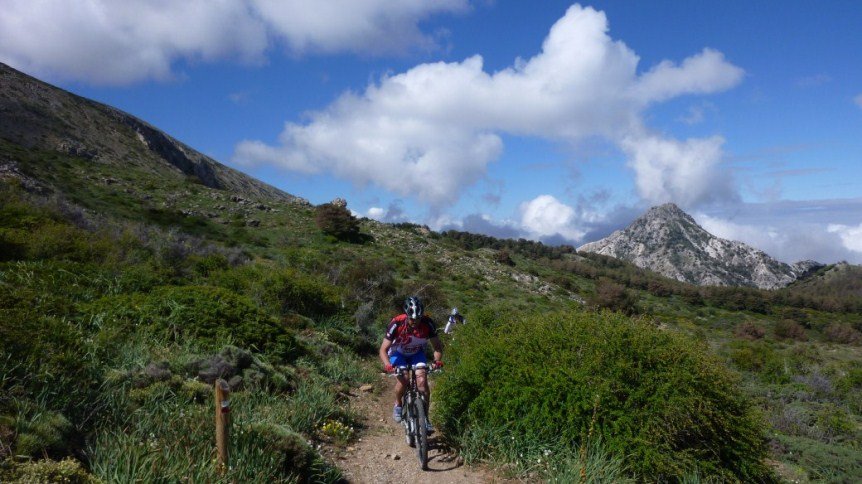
[{"x1": 414, "y1": 396, "x2": 428, "y2": 470}]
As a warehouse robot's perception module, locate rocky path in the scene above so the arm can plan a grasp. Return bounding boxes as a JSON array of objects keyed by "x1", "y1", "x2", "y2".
[{"x1": 324, "y1": 373, "x2": 514, "y2": 484}]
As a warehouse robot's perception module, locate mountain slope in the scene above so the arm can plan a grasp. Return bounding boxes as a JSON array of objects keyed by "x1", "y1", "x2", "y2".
[
  {"x1": 0, "y1": 61, "x2": 299, "y2": 203},
  {"x1": 578, "y1": 203, "x2": 814, "y2": 289}
]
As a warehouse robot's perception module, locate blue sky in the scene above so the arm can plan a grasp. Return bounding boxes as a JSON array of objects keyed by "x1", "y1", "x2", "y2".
[{"x1": 2, "y1": 1, "x2": 861, "y2": 263}]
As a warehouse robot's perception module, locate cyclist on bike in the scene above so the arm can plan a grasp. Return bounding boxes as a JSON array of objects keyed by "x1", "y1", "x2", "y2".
[
  {"x1": 379, "y1": 296, "x2": 443, "y2": 432},
  {"x1": 444, "y1": 307, "x2": 465, "y2": 334}
]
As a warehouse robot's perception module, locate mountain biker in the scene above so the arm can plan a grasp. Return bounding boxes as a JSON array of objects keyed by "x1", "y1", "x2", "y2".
[
  {"x1": 379, "y1": 296, "x2": 443, "y2": 433},
  {"x1": 443, "y1": 307, "x2": 465, "y2": 334}
]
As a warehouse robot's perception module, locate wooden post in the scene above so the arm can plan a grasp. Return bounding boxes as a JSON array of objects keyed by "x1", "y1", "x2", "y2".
[{"x1": 215, "y1": 379, "x2": 231, "y2": 474}]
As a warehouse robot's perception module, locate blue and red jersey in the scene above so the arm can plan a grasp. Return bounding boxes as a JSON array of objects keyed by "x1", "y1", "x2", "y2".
[{"x1": 385, "y1": 314, "x2": 438, "y2": 356}]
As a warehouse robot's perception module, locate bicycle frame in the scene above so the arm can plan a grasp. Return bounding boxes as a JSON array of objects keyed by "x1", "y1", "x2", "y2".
[{"x1": 391, "y1": 364, "x2": 438, "y2": 470}]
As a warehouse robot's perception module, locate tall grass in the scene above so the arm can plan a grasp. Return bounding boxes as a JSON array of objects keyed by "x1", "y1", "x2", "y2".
[
  {"x1": 88, "y1": 376, "x2": 344, "y2": 483},
  {"x1": 455, "y1": 422, "x2": 631, "y2": 483}
]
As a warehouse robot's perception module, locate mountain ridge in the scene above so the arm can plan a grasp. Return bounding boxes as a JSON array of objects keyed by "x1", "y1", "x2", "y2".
[{"x1": 0, "y1": 61, "x2": 302, "y2": 204}]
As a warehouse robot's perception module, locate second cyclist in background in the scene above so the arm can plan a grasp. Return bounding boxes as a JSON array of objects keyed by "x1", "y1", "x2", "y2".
[{"x1": 444, "y1": 307, "x2": 465, "y2": 334}]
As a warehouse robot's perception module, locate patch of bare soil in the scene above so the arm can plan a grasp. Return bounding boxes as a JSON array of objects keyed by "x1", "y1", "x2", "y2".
[{"x1": 322, "y1": 373, "x2": 515, "y2": 484}]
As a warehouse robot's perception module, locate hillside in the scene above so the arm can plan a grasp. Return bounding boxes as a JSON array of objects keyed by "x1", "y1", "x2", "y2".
[
  {"x1": 578, "y1": 203, "x2": 817, "y2": 289},
  {"x1": 0, "y1": 62, "x2": 298, "y2": 203},
  {"x1": 2, "y1": 63, "x2": 861, "y2": 482}
]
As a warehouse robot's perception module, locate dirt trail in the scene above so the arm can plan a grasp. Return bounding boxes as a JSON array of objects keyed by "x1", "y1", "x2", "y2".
[{"x1": 325, "y1": 373, "x2": 515, "y2": 484}]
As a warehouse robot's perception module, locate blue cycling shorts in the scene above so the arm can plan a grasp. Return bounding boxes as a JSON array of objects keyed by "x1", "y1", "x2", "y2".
[{"x1": 389, "y1": 351, "x2": 427, "y2": 368}]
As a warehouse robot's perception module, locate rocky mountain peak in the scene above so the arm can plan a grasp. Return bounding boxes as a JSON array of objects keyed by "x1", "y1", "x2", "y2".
[{"x1": 578, "y1": 204, "x2": 810, "y2": 289}]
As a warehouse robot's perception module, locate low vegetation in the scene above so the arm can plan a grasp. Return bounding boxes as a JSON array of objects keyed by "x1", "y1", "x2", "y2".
[
  {"x1": 2, "y1": 154, "x2": 861, "y2": 482},
  {"x1": 435, "y1": 310, "x2": 773, "y2": 482}
]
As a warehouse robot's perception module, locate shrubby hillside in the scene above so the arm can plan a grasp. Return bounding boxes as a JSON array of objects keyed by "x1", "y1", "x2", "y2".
[{"x1": 1, "y1": 61, "x2": 861, "y2": 481}]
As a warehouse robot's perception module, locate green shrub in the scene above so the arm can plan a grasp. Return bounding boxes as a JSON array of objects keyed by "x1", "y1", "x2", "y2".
[
  {"x1": 815, "y1": 404, "x2": 855, "y2": 439},
  {"x1": 84, "y1": 285, "x2": 302, "y2": 361},
  {"x1": 823, "y1": 322, "x2": 862, "y2": 345},
  {"x1": 836, "y1": 368, "x2": 862, "y2": 394},
  {"x1": 734, "y1": 321, "x2": 766, "y2": 340},
  {"x1": 774, "y1": 319, "x2": 808, "y2": 341},
  {"x1": 726, "y1": 340, "x2": 792, "y2": 383},
  {"x1": 435, "y1": 310, "x2": 772, "y2": 481},
  {"x1": 773, "y1": 434, "x2": 862, "y2": 482},
  {"x1": 314, "y1": 202, "x2": 360, "y2": 241},
  {"x1": 0, "y1": 457, "x2": 101, "y2": 483},
  {"x1": 588, "y1": 278, "x2": 638, "y2": 314},
  {"x1": 261, "y1": 268, "x2": 343, "y2": 319}
]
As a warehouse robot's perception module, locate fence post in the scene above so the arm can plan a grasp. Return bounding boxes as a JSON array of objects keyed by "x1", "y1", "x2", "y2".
[{"x1": 215, "y1": 378, "x2": 231, "y2": 474}]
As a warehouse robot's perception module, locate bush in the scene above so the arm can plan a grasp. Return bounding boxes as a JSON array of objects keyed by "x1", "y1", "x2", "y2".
[
  {"x1": 0, "y1": 457, "x2": 100, "y2": 483},
  {"x1": 588, "y1": 278, "x2": 638, "y2": 315},
  {"x1": 84, "y1": 285, "x2": 302, "y2": 361},
  {"x1": 261, "y1": 268, "x2": 343, "y2": 319},
  {"x1": 314, "y1": 203, "x2": 360, "y2": 241},
  {"x1": 774, "y1": 319, "x2": 808, "y2": 341},
  {"x1": 823, "y1": 323, "x2": 862, "y2": 345},
  {"x1": 494, "y1": 249, "x2": 514, "y2": 266},
  {"x1": 726, "y1": 340, "x2": 791, "y2": 383},
  {"x1": 435, "y1": 310, "x2": 772, "y2": 481},
  {"x1": 735, "y1": 321, "x2": 766, "y2": 340}
]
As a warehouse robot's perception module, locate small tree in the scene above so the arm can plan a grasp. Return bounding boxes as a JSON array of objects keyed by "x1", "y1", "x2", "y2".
[{"x1": 315, "y1": 202, "x2": 360, "y2": 241}]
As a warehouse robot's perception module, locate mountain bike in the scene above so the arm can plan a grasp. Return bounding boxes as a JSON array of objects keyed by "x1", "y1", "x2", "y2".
[{"x1": 389, "y1": 363, "x2": 440, "y2": 470}]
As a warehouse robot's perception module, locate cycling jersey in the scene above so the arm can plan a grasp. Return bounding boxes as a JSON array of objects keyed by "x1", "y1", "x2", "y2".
[
  {"x1": 444, "y1": 314, "x2": 465, "y2": 334},
  {"x1": 385, "y1": 314, "x2": 437, "y2": 356}
]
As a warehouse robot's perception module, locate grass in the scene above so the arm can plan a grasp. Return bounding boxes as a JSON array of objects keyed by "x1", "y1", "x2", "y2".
[{"x1": 2, "y1": 154, "x2": 862, "y2": 482}]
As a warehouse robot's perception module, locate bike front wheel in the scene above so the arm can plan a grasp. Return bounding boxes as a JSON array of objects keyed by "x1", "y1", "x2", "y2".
[{"x1": 414, "y1": 396, "x2": 428, "y2": 470}]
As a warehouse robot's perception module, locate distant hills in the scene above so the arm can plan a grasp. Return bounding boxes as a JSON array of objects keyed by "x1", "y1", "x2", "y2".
[{"x1": 578, "y1": 203, "x2": 823, "y2": 289}]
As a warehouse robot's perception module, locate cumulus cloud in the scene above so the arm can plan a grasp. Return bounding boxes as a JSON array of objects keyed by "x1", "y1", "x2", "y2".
[
  {"x1": 620, "y1": 132, "x2": 738, "y2": 207},
  {"x1": 519, "y1": 195, "x2": 586, "y2": 241},
  {"x1": 0, "y1": 0, "x2": 468, "y2": 85},
  {"x1": 693, "y1": 200, "x2": 862, "y2": 264},
  {"x1": 364, "y1": 200, "x2": 409, "y2": 223},
  {"x1": 828, "y1": 223, "x2": 862, "y2": 253},
  {"x1": 252, "y1": 0, "x2": 468, "y2": 55},
  {"x1": 366, "y1": 207, "x2": 386, "y2": 220},
  {"x1": 235, "y1": 4, "x2": 744, "y2": 208}
]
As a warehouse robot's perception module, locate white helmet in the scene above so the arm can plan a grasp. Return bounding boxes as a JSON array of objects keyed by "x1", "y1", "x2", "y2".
[
  {"x1": 451, "y1": 307, "x2": 459, "y2": 316},
  {"x1": 404, "y1": 296, "x2": 424, "y2": 319}
]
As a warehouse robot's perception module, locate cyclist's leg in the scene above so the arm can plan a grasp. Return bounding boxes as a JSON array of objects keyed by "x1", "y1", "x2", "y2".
[
  {"x1": 409, "y1": 352, "x2": 429, "y2": 397},
  {"x1": 389, "y1": 352, "x2": 409, "y2": 421},
  {"x1": 408, "y1": 353, "x2": 433, "y2": 431}
]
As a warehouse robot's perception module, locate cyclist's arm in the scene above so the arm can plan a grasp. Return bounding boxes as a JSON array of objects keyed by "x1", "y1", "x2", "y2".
[
  {"x1": 429, "y1": 336, "x2": 443, "y2": 364},
  {"x1": 379, "y1": 338, "x2": 393, "y2": 368}
]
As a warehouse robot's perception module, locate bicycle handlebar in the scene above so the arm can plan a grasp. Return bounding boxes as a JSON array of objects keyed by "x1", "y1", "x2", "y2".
[{"x1": 386, "y1": 366, "x2": 443, "y2": 377}]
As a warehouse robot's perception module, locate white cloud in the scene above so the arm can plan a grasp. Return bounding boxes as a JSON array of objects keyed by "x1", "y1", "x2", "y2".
[
  {"x1": 696, "y1": 213, "x2": 786, "y2": 253},
  {"x1": 519, "y1": 195, "x2": 586, "y2": 242},
  {"x1": 235, "y1": 4, "x2": 744, "y2": 208},
  {"x1": 367, "y1": 207, "x2": 386, "y2": 220},
  {"x1": 828, "y1": 223, "x2": 862, "y2": 253},
  {"x1": 251, "y1": 0, "x2": 468, "y2": 55},
  {"x1": 0, "y1": 0, "x2": 468, "y2": 85},
  {"x1": 0, "y1": 0, "x2": 268, "y2": 85},
  {"x1": 621, "y1": 132, "x2": 737, "y2": 207},
  {"x1": 693, "y1": 209, "x2": 862, "y2": 264}
]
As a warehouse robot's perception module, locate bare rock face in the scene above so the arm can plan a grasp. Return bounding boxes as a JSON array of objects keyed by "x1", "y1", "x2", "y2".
[{"x1": 578, "y1": 203, "x2": 821, "y2": 289}]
